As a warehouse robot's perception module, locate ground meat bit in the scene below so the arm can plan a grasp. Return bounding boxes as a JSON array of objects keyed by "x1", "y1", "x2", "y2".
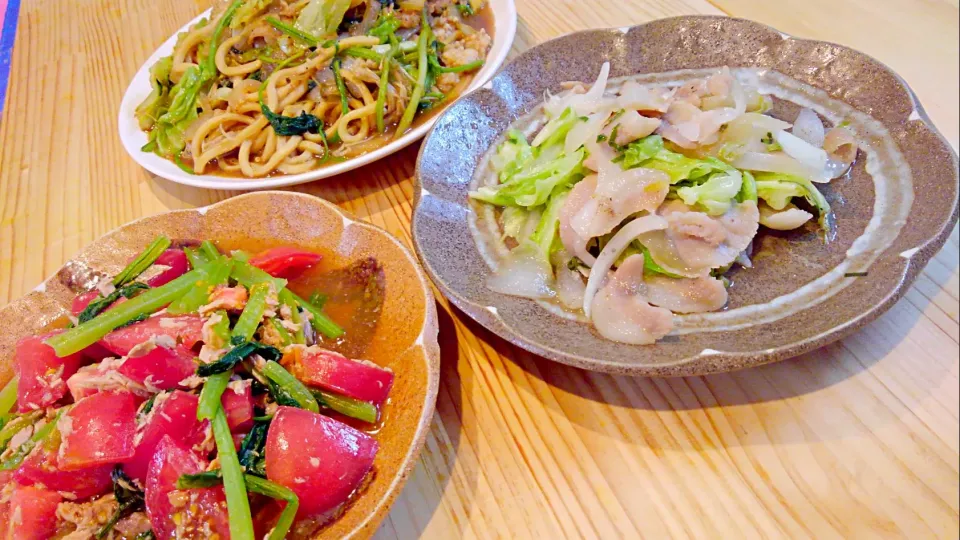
[
  {"x1": 387, "y1": 7, "x2": 419, "y2": 28},
  {"x1": 57, "y1": 494, "x2": 119, "y2": 536},
  {"x1": 436, "y1": 72, "x2": 461, "y2": 94},
  {"x1": 427, "y1": 0, "x2": 455, "y2": 14},
  {"x1": 114, "y1": 511, "x2": 152, "y2": 537},
  {"x1": 440, "y1": 28, "x2": 491, "y2": 68},
  {"x1": 431, "y1": 16, "x2": 460, "y2": 44}
]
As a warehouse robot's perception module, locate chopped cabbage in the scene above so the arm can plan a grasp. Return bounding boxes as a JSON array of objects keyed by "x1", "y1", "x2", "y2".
[
  {"x1": 754, "y1": 172, "x2": 831, "y2": 230},
  {"x1": 470, "y1": 148, "x2": 585, "y2": 207},
  {"x1": 618, "y1": 135, "x2": 730, "y2": 183},
  {"x1": 676, "y1": 169, "x2": 744, "y2": 215},
  {"x1": 531, "y1": 189, "x2": 570, "y2": 255},
  {"x1": 295, "y1": 0, "x2": 351, "y2": 39},
  {"x1": 532, "y1": 107, "x2": 582, "y2": 148}
]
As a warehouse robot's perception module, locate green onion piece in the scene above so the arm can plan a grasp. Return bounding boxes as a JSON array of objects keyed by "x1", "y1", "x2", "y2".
[
  {"x1": 198, "y1": 372, "x2": 232, "y2": 421},
  {"x1": 313, "y1": 388, "x2": 378, "y2": 424},
  {"x1": 332, "y1": 58, "x2": 350, "y2": 116},
  {"x1": 0, "y1": 410, "x2": 42, "y2": 451},
  {"x1": 278, "y1": 290, "x2": 305, "y2": 344},
  {"x1": 232, "y1": 283, "x2": 270, "y2": 342},
  {"x1": 244, "y1": 475, "x2": 299, "y2": 540},
  {"x1": 0, "y1": 409, "x2": 64, "y2": 470},
  {"x1": 262, "y1": 361, "x2": 319, "y2": 413},
  {"x1": 265, "y1": 15, "x2": 319, "y2": 46},
  {"x1": 375, "y1": 40, "x2": 397, "y2": 133},
  {"x1": 231, "y1": 261, "x2": 287, "y2": 291},
  {"x1": 0, "y1": 377, "x2": 18, "y2": 419},
  {"x1": 395, "y1": 10, "x2": 430, "y2": 137},
  {"x1": 167, "y1": 257, "x2": 234, "y2": 315},
  {"x1": 291, "y1": 291, "x2": 344, "y2": 339},
  {"x1": 113, "y1": 236, "x2": 172, "y2": 287},
  {"x1": 184, "y1": 247, "x2": 208, "y2": 269},
  {"x1": 46, "y1": 269, "x2": 204, "y2": 356},
  {"x1": 270, "y1": 318, "x2": 293, "y2": 347},
  {"x1": 343, "y1": 47, "x2": 382, "y2": 62},
  {"x1": 212, "y1": 408, "x2": 255, "y2": 540},
  {"x1": 199, "y1": 240, "x2": 221, "y2": 261}
]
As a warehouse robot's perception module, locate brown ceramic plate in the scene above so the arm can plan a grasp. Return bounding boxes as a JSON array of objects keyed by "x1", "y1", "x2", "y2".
[
  {"x1": 0, "y1": 191, "x2": 439, "y2": 538},
  {"x1": 412, "y1": 16, "x2": 959, "y2": 377}
]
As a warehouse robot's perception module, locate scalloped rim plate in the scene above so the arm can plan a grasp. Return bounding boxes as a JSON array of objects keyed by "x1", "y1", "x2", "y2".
[
  {"x1": 0, "y1": 192, "x2": 440, "y2": 538},
  {"x1": 118, "y1": 1, "x2": 517, "y2": 190},
  {"x1": 413, "y1": 16, "x2": 959, "y2": 376}
]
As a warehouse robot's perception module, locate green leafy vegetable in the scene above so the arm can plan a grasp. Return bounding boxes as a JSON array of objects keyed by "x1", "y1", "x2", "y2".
[
  {"x1": 754, "y1": 172, "x2": 831, "y2": 231},
  {"x1": 618, "y1": 135, "x2": 665, "y2": 169},
  {"x1": 77, "y1": 282, "x2": 150, "y2": 324},
  {"x1": 198, "y1": 372, "x2": 232, "y2": 421},
  {"x1": 231, "y1": 0, "x2": 271, "y2": 29},
  {"x1": 287, "y1": 291, "x2": 344, "y2": 339},
  {"x1": 368, "y1": 12, "x2": 400, "y2": 43},
  {"x1": 675, "y1": 169, "x2": 744, "y2": 216},
  {"x1": 531, "y1": 188, "x2": 570, "y2": 255},
  {"x1": 96, "y1": 467, "x2": 145, "y2": 539},
  {"x1": 135, "y1": 57, "x2": 173, "y2": 131},
  {"x1": 196, "y1": 342, "x2": 283, "y2": 377},
  {"x1": 213, "y1": 408, "x2": 255, "y2": 540},
  {"x1": 262, "y1": 361, "x2": 320, "y2": 413},
  {"x1": 238, "y1": 420, "x2": 269, "y2": 477},
  {"x1": 265, "y1": 15, "x2": 319, "y2": 46},
  {"x1": 312, "y1": 389, "x2": 379, "y2": 423},
  {"x1": 47, "y1": 269, "x2": 206, "y2": 356},
  {"x1": 263, "y1": 107, "x2": 324, "y2": 136},
  {"x1": 177, "y1": 469, "x2": 224, "y2": 489},
  {"x1": 738, "y1": 170, "x2": 758, "y2": 203},
  {"x1": 531, "y1": 107, "x2": 580, "y2": 148},
  {"x1": 395, "y1": 9, "x2": 430, "y2": 136},
  {"x1": 114, "y1": 236, "x2": 172, "y2": 287},
  {"x1": 638, "y1": 243, "x2": 683, "y2": 279},
  {"x1": 295, "y1": 0, "x2": 351, "y2": 38},
  {"x1": 490, "y1": 130, "x2": 535, "y2": 182},
  {"x1": 167, "y1": 256, "x2": 233, "y2": 315},
  {"x1": 469, "y1": 148, "x2": 585, "y2": 208},
  {"x1": 332, "y1": 57, "x2": 350, "y2": 117}
]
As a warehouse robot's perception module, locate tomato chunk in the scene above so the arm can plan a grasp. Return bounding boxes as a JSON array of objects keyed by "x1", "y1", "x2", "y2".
[
  {"x1": 124, "y1": 391, "x2": 208, "y2": 484},
  {"x1": 67, "y1": 358, "x2": 151, "y2": 401},
  {"x1": 249, "y1": 247, "x2": 322, "y2": 279},
  {"x1": 4, "y1": 486, "x2": 61, "y2": 540},
  {"x1": 59, "y1": 391, "x2": 138, "y2": 470},
  {"x1": 285, "y1": 346, "x2": 393, "y2": 405},
  {"x1": 71, "y1": 290, "x2": 101, "y2": 316},
  {"x1": 221, "y1": 380, "x2": 254, "y2": 432},
  {"x1": 145, "y1": 436, "x2": 230, "y2": 540},
  {"x1": 15, "y1": 331, "x2": 84, "y2": 412},
  {"x1": 118, "y1": 341, "x2": 197, "y2": 391},
  {"x1": 265, "y1": 406, "x2": 378, "y2": 518},
  {"x1": 15, "y1": 442, "x2": 113, "y2": 499},
  {"x1": 101, "y1": 315, "x2": 204, "y2": 356},
  {"x1": 146, "y1": 249, "x2": 189, "y2": 287}
]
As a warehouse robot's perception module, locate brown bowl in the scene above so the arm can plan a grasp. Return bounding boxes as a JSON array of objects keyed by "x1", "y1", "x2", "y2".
[
  {"x1": 0, "y1": 191, "x2": 440, "y2": 538},
  {"x1": 412, "y1": 16, "x2": 959, "y2": 376}
]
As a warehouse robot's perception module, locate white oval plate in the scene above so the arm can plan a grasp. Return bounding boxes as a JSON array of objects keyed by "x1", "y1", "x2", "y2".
[{"x1": 118, "y1": 1, "x2": 517, "y2": 190}]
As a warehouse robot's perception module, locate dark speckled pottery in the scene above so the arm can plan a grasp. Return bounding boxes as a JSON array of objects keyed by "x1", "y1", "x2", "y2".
[{"x1": 412, "y1": 16, "x2": 959, "y2": 376}]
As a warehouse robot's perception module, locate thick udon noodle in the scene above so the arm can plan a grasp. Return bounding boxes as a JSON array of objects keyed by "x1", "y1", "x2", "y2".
[{"x1": 142, "y1": 0, "x2": 488, "y2": 177}]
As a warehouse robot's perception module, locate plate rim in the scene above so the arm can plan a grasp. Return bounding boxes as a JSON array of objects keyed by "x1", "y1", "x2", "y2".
[
  {"x1": 412, "y1": 17, "x2": 960, "y2": 377},
  {"x1": 116, "y1": 0, "x2": 518, "y2": 191}
]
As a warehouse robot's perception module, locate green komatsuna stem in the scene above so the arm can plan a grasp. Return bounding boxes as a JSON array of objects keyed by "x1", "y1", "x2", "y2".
[
  {"x1": 184, "y1": 247, "x2": 208, "y2": 269},
  {"x1": 46, "y1": 268, "x2": 205, "y2": 356},
  {"x1": 262, "y1": 361, "x2": 319, "y2": 413},
  {"x1": 113, "y1": 236, "x2": 172, "y2": 287},
  {"x1": 291, "y1": 291, "x2": 344, "y2": 339},
  {"x1": 197, "y1": 371, "x2": 232, "y2": 421},
  {"x1": 167, "y1": 257, "x2": 234, "y2": 315},
  {"x1": 312, "y1": 388, "x2": 378, "y2": 424},
  {"x1": 0, "y1": 377, "x2": 18, "y2": 419},
  {"x1": 244, "y1": 475, "x2": 299, "y2": 540},
  {"x1": 212, "y1": 408, "x2": 254, "y2": 540},
  {"x1": 232, "y1": 282, "x2": 271, "y2": 342},
  {"x1": 269, "y1": 318, "x2": 293, "y2": 347},
  {"x1": 394, "y1": 10, "x2": 430, "y2": 137}
]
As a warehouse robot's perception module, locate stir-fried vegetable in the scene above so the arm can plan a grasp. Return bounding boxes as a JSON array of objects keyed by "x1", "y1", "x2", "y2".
[
  {"x1": 213, "y1": 408, "x2": 255, "y2": 540},
  {"x1": 96, "y1": 468, "x2": 145, "y2": 539},
  {"x1": 0, "y1": 408, "x2": 64, "y2": 470},
  {"x1": 167, "y1": 256, "x2": 234, "y2": 315},
  {"x1": 395, "y1": 9, "x2": 431, "y2": 137},
  {"x1": 196, "y1": 342, "x2": 283, "y2": 377},
  {"x1": 113, "y1": 236, "x2": 172, "y2": 287},
  {"x1": 262, "y1": 361, "x2": 320, "y2": 413},
  {"x1": 0, "y1": 376, "x2": 17, "y2": 421},
  {"x1": 294, "y1": 0, "x2": 350, "y2": 39},
  {"x1": 313, "y1": 388, "x2": 379, "y2": 424}
]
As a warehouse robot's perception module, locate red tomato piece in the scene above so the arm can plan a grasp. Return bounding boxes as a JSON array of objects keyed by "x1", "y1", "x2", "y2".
[
  {"x1": 147, "y1": 249, "x2": 189, "y2": 287},
  {"x1": 286, "y1": 347, "x2": 394, "y2": 405},
  {"x1": 249, "y1": 247, "x2": 322, "y2": 279},
  {"x1": 221, "y1": 380, "x2": 254, "y2": 432},
  {"x1": 101, "y1": 315, "x2": 204, "y2": 356},
  {"x1": 66, "y1": 358, "x2": 151, "y2": 401},
  {"x1": 118, "y1": 342, "x2": 197, "y2": 391},
  {"x1": 14, "y1": 442, "x2": 113, "y2": 499},
  {"x1": 123, "y1": 391, "x2": 208, "y2": 484},
  {"x1": 4, "y1": 486, "x2": 61, "y2": 540},
  {"x1": 71, "y1": 290, "x2": 101, "y2": 315},
  {"x1": 265, "y1": 407, "x2": 378, "y2": 518},
  {"x1": 15, "y1": 331, "x2": 84, "y2": 412},
  {"x1": 145, "y1": 436, "x2": 230, "y2": 540},
  {"x1": 59, "y1": 391, "x2": 138, "y2": 470}
]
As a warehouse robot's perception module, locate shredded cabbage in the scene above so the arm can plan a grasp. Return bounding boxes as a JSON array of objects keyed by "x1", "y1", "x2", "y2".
[
  {"x1": 490, "y1": 130, "x2": 534, "y2": 182},
  {"x1": 135, "y1": 57, "x2": 173, "y2": 131},
  {"x1": 618, "y1": 135, "x2": 664, "y2": 169},
  {"x1": 531, "y1": 189, "x2": 570, "y2": 255},
  {"x1": 470, "y1": 148, "x2": 585, "y2": 207},
  {"x1": 532, "y1": 107, "x2": 582, "y2": 148},
  {"x1": 500, "y1": 206, "x2": 530, "y2": 241},
  {"x1": 754, "y1": 172, "x2": 831, "y2": 230}
]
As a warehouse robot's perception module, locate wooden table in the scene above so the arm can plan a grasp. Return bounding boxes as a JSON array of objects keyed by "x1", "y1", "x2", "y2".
[{"x1": 1, "y1": 0, "x2": 957, "y2": 537}]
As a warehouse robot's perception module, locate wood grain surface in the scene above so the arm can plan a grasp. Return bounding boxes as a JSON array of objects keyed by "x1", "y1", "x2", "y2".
[{"x1": 0, "y1": 0, "x2": 957, "y2": 537}]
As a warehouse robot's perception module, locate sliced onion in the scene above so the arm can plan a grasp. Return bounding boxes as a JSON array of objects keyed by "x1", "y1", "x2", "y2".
[
  {"x1": 758, "y1": 203, "x2": 813, "y2": 230},
  {"x1": 582, "y1": 215, "x2": 668, "y2": 317},
  {"x1": 487, "y1": 245, "x2": 556, "y2": 300},
  {"x1": 774, "y1": 130, "x2": 828, "y2": 175},
  {"x1": 545, "y1": 62, "x2": 611, "y2": 117},
  {"x1": 565, "y1": 109, "x2": 612, "y2": 153},
  {"x1": 792, "y1": 108, "x2": 825, "y2": 147},
  {"x1": 732, "y1": 151, "x2": 827, "y2": 183},
  {"x1": 555, "y1": 263, "x2": 586, "y2": 310},
  {"x1": 823, "y1": 126, "x2": 859, "y2": 176}
]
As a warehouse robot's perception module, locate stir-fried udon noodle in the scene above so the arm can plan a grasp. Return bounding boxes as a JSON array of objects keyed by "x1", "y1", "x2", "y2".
[
  {"x1": 136, "y1": 0, "x2": 491, "y2": 177},
  {"x1": 470, "y1": 64, "x2": 860, "y2": 345}
]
